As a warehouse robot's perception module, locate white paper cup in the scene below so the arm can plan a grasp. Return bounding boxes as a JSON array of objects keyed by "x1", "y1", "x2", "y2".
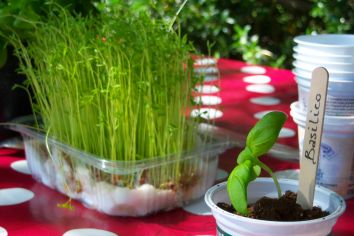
[
  {"x1": 205, "y1": 178, "x2": 346, "y2": 236},
  {"x1": 290, "y1": 101, "x2": 354, "y2": 199},
  {"x1": 293, "y1": 47, "x2": 354, "y2": 63},
  {"x1": 293, "y1": 60, "x2": 354, "y2": 74},
  {"x1": 292, "y1": 68, "x2": 354, "y2": 83},
  {"x1": 293, "y1": 51, "x2": 354, "y2": 63},
  {"x1": 294, "y1": 34, "x2": 354, "y2": 55},
  {"x1": 293, "y1": 58, "x2": 354, "y2": 72},
  {"x1": 294, "y1": 75, "x2": 354, "y2": 116}
]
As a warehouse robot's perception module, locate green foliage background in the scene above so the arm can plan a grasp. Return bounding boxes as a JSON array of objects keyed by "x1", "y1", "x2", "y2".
[
  {"x1": 136, "y1": 0, "x2": 354, "y2": 68},
  {"x1": 1, "y1": 0, "x2": 353, "y2": 69}
]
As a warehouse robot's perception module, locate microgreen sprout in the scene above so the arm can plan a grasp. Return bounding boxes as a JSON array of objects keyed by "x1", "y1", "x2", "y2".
[
  {"x1": 227, "y1": 111, "x2": 287, "y2": 216},
  {"x1": 10, "y1": 7, "x2": 207, "y2": 187}
]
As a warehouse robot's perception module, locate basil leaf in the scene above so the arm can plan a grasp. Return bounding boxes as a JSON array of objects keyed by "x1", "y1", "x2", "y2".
[
  {"x1": 246, "y1": 111, "x2": 287, "y2": 157},
  {"x1": 236, "y1": 147, "x2": 253, "y2": 164},
  {"x1": 227, "y1": 160, "x2": 254, "y2": 216}
]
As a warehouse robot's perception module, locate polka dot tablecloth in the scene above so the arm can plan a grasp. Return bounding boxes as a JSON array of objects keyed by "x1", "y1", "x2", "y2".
[{"x1": 1, "y1": 58, "x2": 353, "y2": 236}]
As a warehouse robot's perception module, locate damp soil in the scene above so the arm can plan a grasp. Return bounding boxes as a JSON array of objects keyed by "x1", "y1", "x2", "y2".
[{"x1": 217, "y1": 191, "x2": 329, "y2": 221}]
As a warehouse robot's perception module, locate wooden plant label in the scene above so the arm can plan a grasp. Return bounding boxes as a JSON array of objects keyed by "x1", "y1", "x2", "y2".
[{"x1": 296, "y1": 67, "x2": 329, "y2": 209}]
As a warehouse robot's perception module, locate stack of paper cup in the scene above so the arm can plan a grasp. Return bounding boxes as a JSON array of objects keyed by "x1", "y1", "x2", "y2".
[
  {"x1": 291, "y1": 34, "x2": 354, "y2": 199},
  {"x1": 293, "y1": 34, "x2": 354, "y2": 116}
]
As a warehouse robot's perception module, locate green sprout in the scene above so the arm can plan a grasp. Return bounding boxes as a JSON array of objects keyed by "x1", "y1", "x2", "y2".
[
  {"x1": 227, "y1": 111, "x2": 287, "y2": 216},
  {"x1": 10, "y1": 6, "x2": 206, "y2": 188}
]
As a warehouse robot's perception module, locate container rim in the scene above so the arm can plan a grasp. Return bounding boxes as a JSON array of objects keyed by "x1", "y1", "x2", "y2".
[
  {"x1": 294, "y1": 34, "x2": 354, "y2": 48},
  {"x1": 293, "y1": 46, "x2": 354, "y2": 58},
  {"x1": 292, "y1": 70, "x2": 354, "y2": 84},
  {"x1": 293, "y1": 61, "x2": 354, "y2": 74},
  {"x1": 293, "y1": 53, "x2": 354, "y2": 66},
  {"x1": 292, "y1": 68, "x2": 354, "y2": 83}
]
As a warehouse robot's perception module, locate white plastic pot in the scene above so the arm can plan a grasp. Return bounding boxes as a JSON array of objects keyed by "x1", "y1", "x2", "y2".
[
  {"x1": 290, "y1": 101, "x2": 354, "y2": 199},
  {"x1": 205, "y1": 178, "x2": 346, "y2": 236},
  {"x1": 294, "y1": 75, "x2": 354, "y2": 116}
]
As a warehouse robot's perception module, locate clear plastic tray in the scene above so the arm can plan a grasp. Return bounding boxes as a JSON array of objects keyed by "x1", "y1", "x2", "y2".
[{"x1": 8, "y1": 121, "x2": 231, "y2": 216}]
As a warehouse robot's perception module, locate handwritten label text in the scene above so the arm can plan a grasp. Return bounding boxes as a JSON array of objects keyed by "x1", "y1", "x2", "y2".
[{"x1": 304, "y1": 93, "x2": 322, "y2": 165}]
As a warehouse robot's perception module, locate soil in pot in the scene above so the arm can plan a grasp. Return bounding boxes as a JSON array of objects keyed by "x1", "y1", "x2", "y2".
[{"x1": 217, "y1": 190, "x2": 329, "y2": 221}]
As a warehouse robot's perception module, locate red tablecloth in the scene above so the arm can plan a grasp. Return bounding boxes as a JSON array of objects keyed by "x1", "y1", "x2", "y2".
[{"x1": 0, "y1": 58, "x2": 352, "y2": 236}]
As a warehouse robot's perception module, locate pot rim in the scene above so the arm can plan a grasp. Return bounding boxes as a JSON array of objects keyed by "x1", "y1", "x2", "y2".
[{"x1": 205, "y1": 177, "x2": 346, "y2": 226}]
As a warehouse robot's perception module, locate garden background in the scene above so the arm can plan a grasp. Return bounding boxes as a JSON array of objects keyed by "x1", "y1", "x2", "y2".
[
  {"x1": 1, "y1": 0, "x2": 354, "y2": 69},
  {"x1": 0, "y1": 0, "x2": 353, "y2": 126}
]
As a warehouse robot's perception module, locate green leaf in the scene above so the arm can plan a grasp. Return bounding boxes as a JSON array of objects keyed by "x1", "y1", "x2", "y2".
[
  {"x1": 236, "y1": 146, "x2": 253, "y2": 164},
  {"x1": 246, "y1": 111, "x2": 287, "y2": 157},
  {"x1": 227, "y1": 160, "x2": 254, "y2": 216}
]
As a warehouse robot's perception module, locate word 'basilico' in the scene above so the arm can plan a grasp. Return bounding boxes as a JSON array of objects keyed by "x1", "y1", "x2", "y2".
[{"x1": 304, "y1": 93, "x2": 323, "y2": 165}]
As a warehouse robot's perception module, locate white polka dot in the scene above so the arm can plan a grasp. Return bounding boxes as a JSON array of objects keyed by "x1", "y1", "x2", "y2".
[
  {"x1": 63, "y1": 229, "x2": 117, "y2": 236},
  {"x1": 11, "y1": 160, "x2": 31, "y2": 175},
  {"x1": 274, "y1": 169, "x2": 299, "y2": 180},
  {"x1": 240, "y1": 66, "x2": 266, "y2": 74},
  {"x1": 279, "y1": 128, "x2": 296, "y2": 138},
  {"x1": 246, "y1": 84, "x2": 275, "y2": 94},
  {"x1": 216, "y1": 169, "x2": 228, "y2": 181},
  {"x1": 0, "y1": 227, "x2": 8, "y2": 236},
  {"x1": 250, "y1": 96, "x2": 280, "y2": 106},
  {"x1": 194, "y1": 66, "x2": 219, "y2": 75},
  {"x1": 194, "y1": 85, "x2": 220, "y2": 94},
  {"x1": 0, "y1": 188, "x2": 34, "y2": 206},
  {"x1": 194, "y1": 96, "x2": 222, "y2": 106},
  {"x1": 243, "y1": 75, "x2": 271, "y2": 84},
  {"x1": 197, "y1": 123, "x2": 218, "y2": 133},
  {"x1": 182, "y1": 198, "x2": 211, "y2": 216},
  {"x1": 194, "y1": 58, "x2": 217, "y2": 66},
  {"x1": 190, "y1": 108, "x2": 223, "y2": 120},
  {"x1": 254, "y1": 110, "x2": 274, "y2": 120},
  {"x1": 203, "y1": 74, "x2": 219, "y2": 82}
]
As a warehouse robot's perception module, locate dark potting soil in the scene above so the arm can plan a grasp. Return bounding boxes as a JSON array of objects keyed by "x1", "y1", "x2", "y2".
[{"x1": 217, "y1": 191, "x2": 329, "y2": 221}]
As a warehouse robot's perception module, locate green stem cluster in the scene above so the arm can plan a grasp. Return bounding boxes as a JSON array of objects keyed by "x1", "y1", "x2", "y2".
[{"x1": 227, "y1": 111, "x2": 287, "y2": 216}]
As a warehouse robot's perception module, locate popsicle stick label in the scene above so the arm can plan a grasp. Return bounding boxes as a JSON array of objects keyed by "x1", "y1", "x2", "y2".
[{"x1": 296, "y1": 67, "x2": 329, "y2": 209}]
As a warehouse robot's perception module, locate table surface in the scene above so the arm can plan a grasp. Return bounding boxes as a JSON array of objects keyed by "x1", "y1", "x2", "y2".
[{"x1": 0, "y1": 58, "x2": 353, "y2": 236}]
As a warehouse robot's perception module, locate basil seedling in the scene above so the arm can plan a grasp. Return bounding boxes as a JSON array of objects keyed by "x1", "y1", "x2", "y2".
[{"x1": 227, "y1": 111, "x2": 287, "y2": 216}]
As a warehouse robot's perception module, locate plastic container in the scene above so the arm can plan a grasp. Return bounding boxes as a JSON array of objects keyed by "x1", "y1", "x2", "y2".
[
  {"x1": 205, "y1": 178, "x2": 346, "y2": 236},
  {"x1": 294, "y1": 75, "x2": 354, "y2": 116},
  {"x1": 290, "y1": 101, "x2": 354, "y2": 199},
  {"x1": 8, "y1": 122, "x2": 231, "y2": 217}
]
